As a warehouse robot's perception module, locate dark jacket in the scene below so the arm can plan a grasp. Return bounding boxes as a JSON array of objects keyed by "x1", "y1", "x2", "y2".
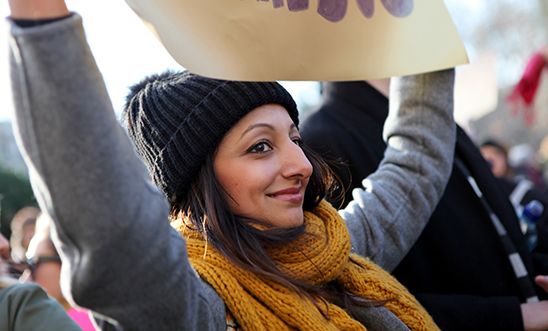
[{"x1": 302, "y1": 81, "x2": 548, "y2": 331}]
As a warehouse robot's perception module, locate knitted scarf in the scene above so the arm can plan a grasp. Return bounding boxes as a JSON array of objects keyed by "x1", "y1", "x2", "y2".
[{"x1": 175, "y1": 200, "x2": 439, "y2": 331}]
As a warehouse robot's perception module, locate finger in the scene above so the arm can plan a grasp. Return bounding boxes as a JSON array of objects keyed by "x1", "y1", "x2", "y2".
[{"x1": 535, "y1": 275, "x2": 548, "y2": 293}]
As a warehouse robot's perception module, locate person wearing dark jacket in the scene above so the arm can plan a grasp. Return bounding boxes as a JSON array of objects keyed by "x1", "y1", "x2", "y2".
[
  {"x1": 0, "y1": 233, "x2": 81, "y2": 331},
  {"x1": 301, "y1": 80, "x2": 548, "y2": 331}
]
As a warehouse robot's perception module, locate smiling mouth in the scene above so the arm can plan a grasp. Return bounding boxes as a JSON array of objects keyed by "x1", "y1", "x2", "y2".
[{"x1": 267, "y1": 188, "x2": 304, "y2": 204}]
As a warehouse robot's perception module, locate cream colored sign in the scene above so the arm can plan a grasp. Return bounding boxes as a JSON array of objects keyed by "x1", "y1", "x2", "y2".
[{"x1": 125, "y1": 0, "x2": 468, "y2": 81}]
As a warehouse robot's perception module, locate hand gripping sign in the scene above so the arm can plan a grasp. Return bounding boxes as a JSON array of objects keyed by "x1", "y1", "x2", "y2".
[{"x1": 125, "y1": 0, "x2": 468, "y2": 81}]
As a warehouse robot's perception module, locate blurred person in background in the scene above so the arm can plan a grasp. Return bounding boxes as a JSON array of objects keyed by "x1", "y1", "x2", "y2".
[
  {"x1": 480, "y1": 139, "x2": 548, "y2": 234},
  {"x1": 508, "y1": 143, "x2": 547, "y2": 191},
  {"x1": 9, "y1": 206, "x2": 39, "y2": 263},
  {"x1": 23, "y1": 214, "x2": 97, "y2": 331},
  {"x1": 538, "y1": 135, "x2": 548, "y2": 187},
  {"x1": 480, "y1": 139, "x2": 512, "y2": 179},
  {"x1": 0, "y1": 231, "x2": 80, "y2": 330},
  {"x1": 22, "y1": 213, "x2": 64, "y2": 306}
]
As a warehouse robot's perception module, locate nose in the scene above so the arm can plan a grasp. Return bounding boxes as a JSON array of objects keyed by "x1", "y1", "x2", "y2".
[{"x1": 280, "y1": 139, "x2": 313, "y2": 180}]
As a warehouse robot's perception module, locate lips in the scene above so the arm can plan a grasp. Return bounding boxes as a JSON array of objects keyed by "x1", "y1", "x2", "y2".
[{"x1": 267, "y1": 187, "x2": 304, "y2": 204}]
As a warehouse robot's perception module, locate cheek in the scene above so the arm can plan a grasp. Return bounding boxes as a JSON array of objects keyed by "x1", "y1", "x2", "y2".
[
  {"x1": 216, "y1": 162, "x2": 277, "y2": 210},
  {"x1": 222, "y1": 166, "x2": 268, "y2": 198}
]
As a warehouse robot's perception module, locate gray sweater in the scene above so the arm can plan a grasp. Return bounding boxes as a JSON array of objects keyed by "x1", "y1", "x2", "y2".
[{"x1": 8, "y1": 14, "x2": 455, "y2": 331}]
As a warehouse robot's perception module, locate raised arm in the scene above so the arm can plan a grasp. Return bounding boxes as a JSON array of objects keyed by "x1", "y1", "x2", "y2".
[
  {"x1": 8, "y1": 0, "x2": 69, "y2": 19},
  {"x1": 340, "y1": 70, "x2": 456, "y2": 271},
  {"x1": 7, "y1": 1, "x2": 224, "y2": 330}
]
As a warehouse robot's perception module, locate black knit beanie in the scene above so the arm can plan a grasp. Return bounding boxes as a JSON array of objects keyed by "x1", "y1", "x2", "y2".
[{"x1": 123, "y1": 70, "x2": 299, "y2": 206}]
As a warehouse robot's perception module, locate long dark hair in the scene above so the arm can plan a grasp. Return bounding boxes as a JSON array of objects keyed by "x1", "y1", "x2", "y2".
[{"x1": 172, "y1": 143, "x2": 380, "y2": 315}]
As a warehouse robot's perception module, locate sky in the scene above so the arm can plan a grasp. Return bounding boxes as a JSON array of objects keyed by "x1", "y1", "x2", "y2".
[{"x1": 0, "y1": 1, "x2": 320, "y2": 122}]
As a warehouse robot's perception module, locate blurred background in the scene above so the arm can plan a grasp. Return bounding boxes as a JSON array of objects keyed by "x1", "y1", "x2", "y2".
[{"x1": 0, "y1": 0, "x2": 547, "y2": 237}]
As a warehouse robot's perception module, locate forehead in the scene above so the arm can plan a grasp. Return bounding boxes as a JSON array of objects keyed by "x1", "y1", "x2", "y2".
[{"x1": 229, "y1": 104, "x2": 296, "y2": 134}]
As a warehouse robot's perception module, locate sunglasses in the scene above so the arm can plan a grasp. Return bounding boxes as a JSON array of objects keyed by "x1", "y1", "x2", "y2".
[{"x1": 25, "y1": 255, "x2": 62, "y2": 278}]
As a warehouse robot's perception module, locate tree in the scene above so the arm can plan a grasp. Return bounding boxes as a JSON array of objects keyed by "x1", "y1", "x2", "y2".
[{"x1": 0, "y1": 166, "x2": 36, "y2": 239}]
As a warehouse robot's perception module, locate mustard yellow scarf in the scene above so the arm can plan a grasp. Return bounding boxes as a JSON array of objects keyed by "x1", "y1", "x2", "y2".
[{"x1": 174, "y1": 200, "x2": 439, "y2": 331}]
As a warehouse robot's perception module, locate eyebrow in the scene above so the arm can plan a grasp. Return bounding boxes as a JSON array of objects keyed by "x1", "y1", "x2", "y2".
[
  {"x1": 240, "y1": 123, "x2": 274, "y2": 139},
  {"x1": 239, "y1": 123, "x2": 298, "y2": 141}
]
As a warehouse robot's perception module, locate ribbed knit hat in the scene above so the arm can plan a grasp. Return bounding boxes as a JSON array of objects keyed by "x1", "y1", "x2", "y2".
[{"x1": 123, "y1": 71, "x2": 299, "y2": 205}]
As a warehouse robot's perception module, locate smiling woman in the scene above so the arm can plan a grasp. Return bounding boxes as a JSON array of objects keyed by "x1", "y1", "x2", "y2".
[{"x1": 7, "y1": 0, "x2": 457, "y2": 330}]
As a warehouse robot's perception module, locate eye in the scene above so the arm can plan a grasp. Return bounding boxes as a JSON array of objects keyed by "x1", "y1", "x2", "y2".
[
  {"x1": 247, "y1": 140, "x2": 273, "y2": 154},
  {"x1": 292, "y1": 137, "x2": 304, "y2": 147}
]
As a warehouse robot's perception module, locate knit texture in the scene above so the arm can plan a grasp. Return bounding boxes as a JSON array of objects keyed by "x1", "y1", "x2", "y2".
[
  {"x1": 174, "y1": 200, "x2": 439, "y2": 331},
  {"x1": 124, "y1": 71, "x2": 299, "y2": 204}
]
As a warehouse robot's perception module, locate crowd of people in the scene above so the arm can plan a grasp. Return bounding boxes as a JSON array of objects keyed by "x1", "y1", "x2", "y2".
[{"x1": 1, "y1": 0, "x2": 548, "y2": 330}]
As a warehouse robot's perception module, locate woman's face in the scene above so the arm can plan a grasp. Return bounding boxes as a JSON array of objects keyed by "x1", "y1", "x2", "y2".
[{"x1": 214, "y1": 104, "x2": 312, "y2": 228}]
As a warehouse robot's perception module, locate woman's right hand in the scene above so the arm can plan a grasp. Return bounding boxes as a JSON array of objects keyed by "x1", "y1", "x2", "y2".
[{"x1": 8, "y1": 0, "x2": 69, "y2": 19}]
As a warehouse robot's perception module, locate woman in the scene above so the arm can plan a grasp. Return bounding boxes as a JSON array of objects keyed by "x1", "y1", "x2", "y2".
[
  {"x1": 0, "y1": 233, "x2": 80, "y2": 331},
  {"x1": 22, "y1": 214, "x2": 98, "y2": 331},
  {"x1": 8, "y1": 0, "x2": 455, "y2": 330}
]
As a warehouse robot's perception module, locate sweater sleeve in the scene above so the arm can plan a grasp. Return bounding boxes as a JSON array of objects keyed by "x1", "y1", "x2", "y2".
[
  {"x1": 340, "y1": 71, "x2": 456, "y2": 271},
  {"x1": 8, "y1": 14, "x2": 225, "y2": 331}
]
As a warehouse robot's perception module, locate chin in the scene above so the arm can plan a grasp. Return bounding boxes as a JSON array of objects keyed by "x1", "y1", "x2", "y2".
[{"x1": 275, "y1": 210, "x2": 304, "y2": 229}]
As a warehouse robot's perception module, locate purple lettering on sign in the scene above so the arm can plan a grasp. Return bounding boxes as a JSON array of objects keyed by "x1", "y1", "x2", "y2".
[
  {"x1": 272, "y1": 0, "x2": 284, "y2": 8},
  {"x1": 381, "y1": 0, "x2": 413, "y2": 17},
  {"x1": 260, "y1": 0, "x2": 414, "y2": 21},
  {"x1": 317, "y1": 0, "x2": 348, "y2": 22},
  {"x1": 288, "y1": 0, "x2": 309, "y2": 11},
  {"x1": 356, "y1": 0, "x2": 374, "y2": 18}
]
